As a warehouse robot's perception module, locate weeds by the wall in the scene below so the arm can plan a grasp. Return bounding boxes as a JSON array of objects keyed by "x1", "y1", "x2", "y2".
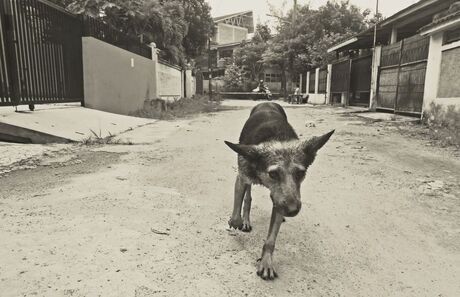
[
  {"x1": 420, "y1": 103, "x2": 460, "y2": 148},
  {"x1": 81, "y1": 129, "x2": 133, "y2": 146},
  {"x1": 134, "y1": 95, "x2": 224, "y2": 120}
]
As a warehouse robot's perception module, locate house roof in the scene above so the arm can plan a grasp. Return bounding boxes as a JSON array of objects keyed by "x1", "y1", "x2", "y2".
[
  {"x1": 213, "y1": 10, "x2": 252, "y2": 22},
  {"x1": 328, "y1": 0, "x2": 456, "y2": 52},
  {"x1": 420, "y1": 2, "x2": 460, "y2": 34},
  {"x1": 213, "y1": 11, "x2": 254, "y2": 33}
]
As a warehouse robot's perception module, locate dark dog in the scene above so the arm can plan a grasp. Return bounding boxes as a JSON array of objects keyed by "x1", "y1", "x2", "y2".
[{"x1": 225, "y1": 102, "x2": 334, "y2": 280}]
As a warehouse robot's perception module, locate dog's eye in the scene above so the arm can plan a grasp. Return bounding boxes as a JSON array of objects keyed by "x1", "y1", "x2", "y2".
[
  {"x1": 294, "y1": 169, "x2": 306, "y2": 180},
  {"x1": 268, "y1": 170, "x2": 280, "y2": 180}
]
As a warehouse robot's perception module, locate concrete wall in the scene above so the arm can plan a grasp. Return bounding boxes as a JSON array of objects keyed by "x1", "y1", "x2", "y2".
[
  {"x1": 216, "y1": 23, "x2": 248, "y2": 44},
  {"x1": 82, "y1": 37, "x2": 157, "y2": 115},
  {"x1": 423, "y1": 31, "x2": 460, "y2": 126},
  {"x1": 157, "y1": 61, "x2": 183, "y2": 99},
  {"x1": 305, "y1": 68, "x2": 327, "y2": 105}
]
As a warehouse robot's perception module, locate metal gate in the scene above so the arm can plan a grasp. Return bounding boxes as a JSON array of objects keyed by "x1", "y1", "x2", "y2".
[
  {"x1": 0, "y1": 0, "x2": 83, "y2": 107},
  {"x1": 330, "y1": 59, "x2": 350, "y2": 103},
  {"x1": 195, "y1": 70, "x2": 203, "y2": 95},
  {"x1": 350, "y1": 55, "x2": 372, "y2": 106},
  {"x1": 377, "y1": 35, "x2": 429, "y2": 114}
]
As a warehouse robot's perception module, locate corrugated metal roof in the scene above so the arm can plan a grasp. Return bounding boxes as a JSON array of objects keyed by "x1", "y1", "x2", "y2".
[{"x1": 213, "y1": 11, "x2": 252, "y2": 22}]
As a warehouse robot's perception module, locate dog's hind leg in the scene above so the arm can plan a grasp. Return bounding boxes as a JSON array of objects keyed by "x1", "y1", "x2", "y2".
[
  {"x1": 242, "y1": 185, "x2": 252, "y2": 232},
  {"x1": 228, "y1": 174, "x2": 248, "y2": 230}
]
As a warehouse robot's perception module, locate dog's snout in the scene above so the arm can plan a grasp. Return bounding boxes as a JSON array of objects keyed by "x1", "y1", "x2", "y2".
[
  {"x1": 285, "y1": 206, "x2": 301, "y2": 217},
  {"x1": 277, "y1": 200, "x2": 301, "y2": 217}
]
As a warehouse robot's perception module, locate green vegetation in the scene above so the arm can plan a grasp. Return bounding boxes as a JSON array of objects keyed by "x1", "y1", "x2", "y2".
[
  {"x1": 50, "y1": 0, "x2": 215, "y2": 65},
  {"x1": 134, "y1": 96, "x2": 225, "y2": 120}
]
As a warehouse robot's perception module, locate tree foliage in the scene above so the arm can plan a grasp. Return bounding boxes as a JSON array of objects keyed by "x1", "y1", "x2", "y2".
[
  {"x1": 50, "y1": 0, "x2": 214, "y2": 65},
  {"x1": 233, "y1": 24, "x2": 270, "y2": 82},
  {"x1": 222, "y1": 64, "x2": 244, "y2": 92},
  {"x1": 259, "y1": 0, "x2": 374, "y2": 93},
  {"x1": 271, "y1": 0, "x2": 372, "y2": 71}
]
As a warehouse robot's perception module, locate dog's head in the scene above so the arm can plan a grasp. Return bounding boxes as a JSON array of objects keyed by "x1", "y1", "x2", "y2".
[{"x1": 225, "y1": 130, "x2": 334, "y2": 217}]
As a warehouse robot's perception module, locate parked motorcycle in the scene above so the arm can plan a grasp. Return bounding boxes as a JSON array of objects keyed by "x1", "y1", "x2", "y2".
[{"x1": 252, "y1": 86, "x2": 272, "y2": 101}]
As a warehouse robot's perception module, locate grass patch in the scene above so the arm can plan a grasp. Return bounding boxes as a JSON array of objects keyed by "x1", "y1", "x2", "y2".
[
  {"x1": 134, "y1": 95, "x2": 228, "y2": 120},
  {"x1": 81, "y1": 129, "x2": 133, "y2": 146}
]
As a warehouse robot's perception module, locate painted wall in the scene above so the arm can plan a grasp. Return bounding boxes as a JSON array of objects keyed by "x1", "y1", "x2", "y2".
[
  {"x1": 438, "y1": 46, "x2": 460, "y2": 97},
  {"x1": 82, "y1": 37, "x2": 157, "y2": 115},
  {"x1": 157, "y1": 61, "x2": 183, "y2": 99},
  {"x1": 423, "y1": 31, "x2": 460, "y2": 126},
  {"x1": 216, "y1": 23, "x2": 248, "y2": 44}
]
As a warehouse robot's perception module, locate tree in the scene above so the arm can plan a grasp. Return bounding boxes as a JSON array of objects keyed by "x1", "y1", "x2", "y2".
[
  {"x1": 222, "y1": 64, "x2": 244, "y2": 92},
  {"x1": 265, "y1": 0, "x2": 373, "y2": 93},
  {"x1": 233, "y1": 25, "x2": 271, "y2": 83},
  {"x1": 50, "y1": 0, "x2": 214, "y2": 65}
]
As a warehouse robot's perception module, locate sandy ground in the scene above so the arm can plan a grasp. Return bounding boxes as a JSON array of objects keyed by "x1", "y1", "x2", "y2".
[{"x1": 0, "y1": 100, "x2": 459, "y2": 297}]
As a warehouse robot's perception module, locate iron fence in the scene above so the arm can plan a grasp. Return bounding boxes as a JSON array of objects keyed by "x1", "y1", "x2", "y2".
[
  {"x1": 308, "y1": 71, "x2": 316, "y2": 94},
  {"x1": 0, "y1": 0, "x2": 84, "y2": 106},
  {"x1": 318, "y1": 68, "x2": 327, "y2": 94},
  {"x1": 82, "y1": 15, "x2": 152, "y2": 59}
]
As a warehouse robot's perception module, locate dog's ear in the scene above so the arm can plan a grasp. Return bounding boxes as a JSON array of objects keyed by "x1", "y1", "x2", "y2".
[
  {"x1": 224, "y1": 141, "x2": 261, "y2": 161},
  {"x1": 302, "y1": 130, "x2": 335, "y2": 154}
]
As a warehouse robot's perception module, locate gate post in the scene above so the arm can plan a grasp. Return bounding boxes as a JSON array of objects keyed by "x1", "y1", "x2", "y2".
[
  {"x1": 0, "y1": 0, "x2": 20, "y2": 106},
  {"x1": 370, "y1": 45, "x2": 382, "y2": 111},
  {"x1": 326, "y1": 64, "x2": 332, "y2": 104},
  {"x1": 149, "y1": 42, "x2": 159, "y2": 99},
  {"x1": 315, "y1": 68, "x2": 320, "y2": 94}
]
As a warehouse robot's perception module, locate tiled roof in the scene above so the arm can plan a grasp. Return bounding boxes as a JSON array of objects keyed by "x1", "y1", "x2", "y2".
[{"x1": 420, "y1": 2, "x2": 460, "y2": 31}]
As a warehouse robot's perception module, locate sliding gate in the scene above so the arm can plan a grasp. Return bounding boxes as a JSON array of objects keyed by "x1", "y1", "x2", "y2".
[
  {"x1": 377, "y1": 35, "x2": 429, "y2": 114},
  {"x1": 0, "y1": 0, "x2": 83, "y2": 107}
]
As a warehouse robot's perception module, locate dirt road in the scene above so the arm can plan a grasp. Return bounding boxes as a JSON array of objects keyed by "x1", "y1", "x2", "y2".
[{"x1": 0, "y1": 100, "x2": 459, "y2": 297}]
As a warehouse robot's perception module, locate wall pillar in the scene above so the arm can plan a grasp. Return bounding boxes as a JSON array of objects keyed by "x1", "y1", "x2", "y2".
[
  {"x1": 390, "y1": 26, "x2": 398, "y2": 44},
  {"x1": 185, "y1": 67, "x2": 194, "y2": 98},
  {"x1": 299, "y1": 73, "x2": 303, "y2": 92},
  {"x1": 326, "y1": 64, "x2": 332, "y2": 104},
  {"x1": 306, "y1": 72, "x2": 310, "y2": 94},
  {"x1": 315, "y1": 68, "x2": 320, "y2": 94},
  {"x1": 369, "y1": 45, "x2": 382, "y2": 111},
  {"x1": 422, "y1": 32, "x2": 443, "y2": 114},
  {"x1": 150, "y1": 42, "x2": 159, "y2": 99}
]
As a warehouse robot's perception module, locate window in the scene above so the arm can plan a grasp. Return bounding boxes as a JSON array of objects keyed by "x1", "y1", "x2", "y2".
[
  {"x1": 264, "y1": 73, "x2": 281, "y2": 83},
  {"x1": 444, "y1": 28, "x2": 460, "y2": 45}
]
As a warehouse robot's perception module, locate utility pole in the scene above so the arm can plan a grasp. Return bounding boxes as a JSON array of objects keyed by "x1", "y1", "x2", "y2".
[
  {"x1": 373, "y1": 0, "x2": 379, "y2": 47},
  {"x1": 208, "y1": 38, "x2": 213, "y2": 100},
  {"x1": 293, "y1": 0, "x2": 297, "y2": 24}
]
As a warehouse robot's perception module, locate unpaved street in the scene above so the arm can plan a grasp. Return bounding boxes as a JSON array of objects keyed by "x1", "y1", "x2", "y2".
[{"x1": 0, "y1": 100, "x2": 459, "y2": 297}]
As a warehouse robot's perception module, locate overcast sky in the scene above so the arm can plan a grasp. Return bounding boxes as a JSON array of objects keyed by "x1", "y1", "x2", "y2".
[{"x1": 205, "y1": 0, "x2": 420, "y2": 25}]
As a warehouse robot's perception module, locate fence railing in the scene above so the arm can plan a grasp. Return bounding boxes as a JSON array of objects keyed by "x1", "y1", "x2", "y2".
[
  {"x1": 82, "y1": 15, "x2": 152, "y2": 59},
  {"x1": 0, "y1": 0, "x2": 84, "y2": 106},
  {"x1": 381, "y1": 34, "x2": 429, "y2": 67},
  {"x1": 309, "y1": 71, "x2": 316, "y2": 93},
  {"x1": 0, "y1": 3, "x2": 10, "y2": 105},
  {"x1": 318, "y1": 68, "x2": 327, "y2": 94}
]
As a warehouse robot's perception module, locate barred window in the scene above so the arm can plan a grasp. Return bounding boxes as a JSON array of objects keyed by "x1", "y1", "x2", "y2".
[
  {"x1": 264, "y1": 73, "x2": 281, "y2": 83},
  {"x1": 444, "y1": 28, "x2": 460, "y2": 45}
]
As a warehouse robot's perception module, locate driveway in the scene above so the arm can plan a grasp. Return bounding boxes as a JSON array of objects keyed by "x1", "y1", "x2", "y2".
[{"x1": 0, "y1": 100, "x2": 459, "y2": 297}]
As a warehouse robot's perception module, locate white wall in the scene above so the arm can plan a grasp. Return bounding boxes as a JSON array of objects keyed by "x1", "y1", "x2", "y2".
[
  {"x1": 82, "y1": 37, "x2": 157, "y2": 115},
  {"x1": 423, "y1": 31, "x2": 460, "y2": 122},
  {"x1": 157, "y1": 62, "x2": 183, "y2": 99}
]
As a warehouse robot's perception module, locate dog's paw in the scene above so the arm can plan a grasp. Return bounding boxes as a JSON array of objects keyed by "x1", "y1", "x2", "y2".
[
  {"x1": 228, "y1": 217, "x2": 243, "y2": 230},
  {"x1": 256, "y1": 256, "x2": 278, "y2": 280},
  {"x1": 241, "y1": 219, "x2": 252, "y2": 232}
]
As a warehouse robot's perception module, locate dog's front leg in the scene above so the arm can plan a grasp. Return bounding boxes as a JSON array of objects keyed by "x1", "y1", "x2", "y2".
[
  {"x1": 228, "y1": 174, "x2": 248, "y2": 230},
  {"x1": 257, "y1": 207, "x2": 284, "y2": 280},
  {"x1": 242, "y1": 185, "x2": 252, "y2": 232}
]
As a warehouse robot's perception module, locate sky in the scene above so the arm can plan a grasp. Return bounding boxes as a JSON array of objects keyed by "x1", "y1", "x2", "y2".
[{"x1": 205, "y1": 0, "x2": 420, "y2": 25}]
